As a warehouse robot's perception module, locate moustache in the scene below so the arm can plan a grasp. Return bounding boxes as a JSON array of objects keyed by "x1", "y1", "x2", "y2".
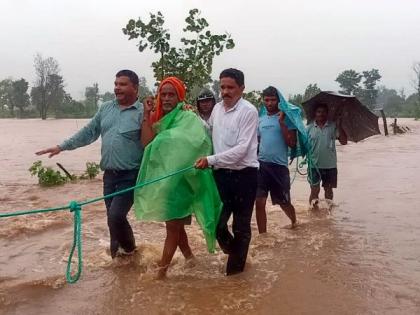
[{"x1": 222, "y1": 95, "x2": 232, "y2": 99}]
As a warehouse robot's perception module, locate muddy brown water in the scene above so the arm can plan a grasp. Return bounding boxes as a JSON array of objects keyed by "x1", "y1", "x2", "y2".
[{"x1": 0, "y1": 118, "x2": 419, "y2": 314}]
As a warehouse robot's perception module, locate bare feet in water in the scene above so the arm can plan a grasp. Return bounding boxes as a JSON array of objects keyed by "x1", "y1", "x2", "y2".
[
  {"x1": 282, "y1": 221, "x2": 300, "y2": 229},
  {"x1": 155, "y1": 264, "x2": 169, "y2": 280},
  {"x1": 184, "y1": 255, "x2": 197, "y2": 268},
  {"x1": 310, "y1": 199, "x2": 320, "y2": 211}
]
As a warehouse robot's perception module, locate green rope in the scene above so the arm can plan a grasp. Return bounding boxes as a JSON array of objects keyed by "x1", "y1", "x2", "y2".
[
  {"x1": 67, "y1": 201, "x2": 82, "y2": 283},
  {"x1": 296, "y1": 152, "x2": 321, "y2": 186},
  {"x1": 289, "y1": 156, "x2": 299, "y2": 185},
  {"x1": 0, "y1": 165, "x2": 195, "y2": 284}
]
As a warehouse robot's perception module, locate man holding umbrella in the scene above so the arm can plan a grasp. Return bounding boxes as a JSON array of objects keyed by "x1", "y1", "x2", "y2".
[{"x1": 307, "y1": 103, "x2": 347, "y2": 209}]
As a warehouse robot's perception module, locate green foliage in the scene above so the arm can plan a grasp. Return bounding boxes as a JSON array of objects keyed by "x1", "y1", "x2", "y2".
[
  {"x1": 412, "y1": 62, "x2": 420, "y2": 119},
  {"x1": 55, "y1": 93, "x2": 87, "y2": 118},
  {"x1": 85, "y1": 83, "x2": 99, "y2": 116},
  {"x1": 243, "y1": 90, "x2": 262, "y2": 109},
  {"x1": 138, "y1": 77, "x2": 154, "y2": 100},
  {"x1": 100, "y1": 92, "x2": 115, "y2": 103},
  {"x1": 372, "y1": 86, "x2": 419, "y2": 117},
  {"x1": 211, "y1": 79, "x2": 221, "y2": 102},
  {"x1": 0, "y1": 78, "x2": 30, "y2": 117},
  {"x1": 335, "y1": 70, "x2": 362, "y2": 95},
  {"x1": 0, "y1": 78, "x2": 13, "y2": 112},
  {"x1": 288, "y1": 93, "x2": 304, "y2": 106},
  {"x1": 29, "y1": 161, "x2": 68, "y2": 187},
  {"x1": 336, "y1": 69, "x2": 382, "y2": 109},
  {"x1": 79, "y1": 162, "x2": 101, "y2": 179},
  {"x1": 11, "y1": 78, "x2": 30, "y2": 118},
  {"x1": 123, "y1": 9, "x2": 235, "y2": 102},
  {"x1": 287, "y1": 83, "x2": 321, "y2": 110},
  {"x1": 303, "y1": 83, "x2": 321, "y2": 102},
  {"x1": 357, "y1": 69, "x2": 382, "y2": 109},
  {"x1": 29, "y1": 161, "x2": 100, "y2": 187}
]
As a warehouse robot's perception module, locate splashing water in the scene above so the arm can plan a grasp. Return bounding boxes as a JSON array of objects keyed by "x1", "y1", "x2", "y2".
[{"x1": 1, "y1": 118, "x2": 420, "y2": 314}]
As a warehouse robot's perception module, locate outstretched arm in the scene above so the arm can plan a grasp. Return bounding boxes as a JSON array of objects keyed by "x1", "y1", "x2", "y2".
[{"x1": 36, "y1": 110, "x2": 101, "y2": 158}]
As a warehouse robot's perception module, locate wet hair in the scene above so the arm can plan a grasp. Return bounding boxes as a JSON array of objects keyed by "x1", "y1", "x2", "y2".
[
  {"x1": 262, "y1": 86, "x2": 279, "y2": 99},
  {"x1": 314, "y1": 103, "x2": 328, "y2": 113},
  {"x1": 219, "y1": 68, "x2": 244, "y2": 86},
  {"x1": 116, "y1": 70, "x2": 139, "y2": 86}
]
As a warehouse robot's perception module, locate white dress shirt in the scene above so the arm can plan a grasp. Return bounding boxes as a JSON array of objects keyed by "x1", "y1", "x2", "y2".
[{"x1": 207, "y1": 98, "x2": 259, "y2": 170}]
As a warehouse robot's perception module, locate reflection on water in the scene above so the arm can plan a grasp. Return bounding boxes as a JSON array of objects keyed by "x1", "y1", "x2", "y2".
[{"x1": 0, "y1": 118, "x2": 420, "y2": 314}]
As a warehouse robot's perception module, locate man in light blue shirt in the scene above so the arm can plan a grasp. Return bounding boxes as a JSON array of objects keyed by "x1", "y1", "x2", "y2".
[
  {"x1": 307, "y1": 103, "x2": 347, "y2": 209},
  {"x1": 256, "y1": 86, "x2": 298, "y2": 231},
  {"x1": 36, "y1": 70, "x2": 144, "y2": 258}
]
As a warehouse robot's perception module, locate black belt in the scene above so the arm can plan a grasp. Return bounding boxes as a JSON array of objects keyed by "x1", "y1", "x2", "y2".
[
  {"x1": 104, "y1": 169, "x2": 139, "y2": 175},
  {"x1": 215, "y1": 167, "x2": 257, "y2": 174}
]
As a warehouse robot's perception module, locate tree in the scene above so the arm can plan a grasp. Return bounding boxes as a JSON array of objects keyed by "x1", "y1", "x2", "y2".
[
  {"x1": 357, "y1": 69, "x2": 381, "y2": 109},
  {"x1": 85, "y1": 82, "x2": 99, "y2": 116},
  {"x1": 31, "y1": 53, "x2": 62, "y2": 119},
  {"x1": 376, "y1": 86, "x2": 404, "y2": 116},
  {"x1": 243, "y1": 90, "x2": 261, "y2": 109},
  {"x1": 211, "y1": 79, "x2": 221, "y2": 102},
  {"x1": 56, "y1": 93, "x2": 86, "y2": 118},
  {"x1": 138, "y1": 76, "x2": 153, "y2": 100},
  {"x1": 404, "y1": 93, "x2": 420, "y2": 117},
  {"x1": 303, "y1": 83, "x2": 321, "y2": 102},
  {"x1": 10, "y1": 78, "x2": 30, "y2": 118},
  {"x1": 47, "y1": 74, "x2": 65, "y2": 117},
  {"x1": 123, "y1": 9, "x2": 235, "y2": 101},
  {"x1": 100, "y1": 91, "x2": 115, "y2": 103},
  {"x1": 288, "y1": 93, "x2": 304, "y2": 106},
  {"x1": 412, "y1": 62, "x2": 420, "y2": 118},
  {"x1": 335, "y1": 69, "x2": 362, "y2": 95},
  {"x1": 0, "y1": 78, "x2": 13, "y2": 114}
]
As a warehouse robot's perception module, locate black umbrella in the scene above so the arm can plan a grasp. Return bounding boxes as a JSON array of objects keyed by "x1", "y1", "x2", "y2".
[{"x1": 302, "y1": 91, "x2": 380, "y2": 142}]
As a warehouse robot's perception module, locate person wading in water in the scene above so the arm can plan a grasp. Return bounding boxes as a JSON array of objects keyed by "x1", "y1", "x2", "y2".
[
  {"x1": 307, "y1": 103, "x2": 347, "y2": 209},
  {"x1": 255, "y1": 86, "x2": 298, "y2": 231},
  {"x1": 196, "y1": 68, "x2": 259, "y2": 276},
  {"x1": 36, "y1": 70, "x2": 144, "y2": 259}
]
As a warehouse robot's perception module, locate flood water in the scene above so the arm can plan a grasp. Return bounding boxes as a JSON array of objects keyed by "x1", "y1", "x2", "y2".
[{"x1": 0, "y1": 118, "x2": 419, "y2": 314}]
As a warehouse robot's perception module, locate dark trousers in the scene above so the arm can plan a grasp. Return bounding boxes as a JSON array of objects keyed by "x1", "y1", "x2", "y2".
[
  {"x1": 103, "y1": 169, "x2": 138, "y2": 258},
  {"x1": 214, "y1": 167, "x2": 258, "y2": 275}
]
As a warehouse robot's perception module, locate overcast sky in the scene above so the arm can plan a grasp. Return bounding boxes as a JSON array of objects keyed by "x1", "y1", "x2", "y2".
[{"x1": 1, "y1": 0, "x2": 419, "y2": 99}]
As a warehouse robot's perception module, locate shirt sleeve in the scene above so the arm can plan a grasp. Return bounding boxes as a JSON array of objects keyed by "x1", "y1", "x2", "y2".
[
  {"x1": 59, "y1": 109, "x2": 101, "y2": 151},
  {"x1": 207, "y1": 109, "x2": 258, "y2": 168}
]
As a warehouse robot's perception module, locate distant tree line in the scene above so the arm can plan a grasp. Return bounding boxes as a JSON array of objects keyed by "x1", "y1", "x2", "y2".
[
  {"x1": 0, "y1": 53, "x2": 153, "y2": 119},
  {"x1": 242, "y1": 65, "x2": 420, "y2": 119},
  {"x1": 332, "y1": 66, "x2": 420, "y2": 118},
  {"x1": 1, "y1": 52, "x2": 419, "y2": 119}
]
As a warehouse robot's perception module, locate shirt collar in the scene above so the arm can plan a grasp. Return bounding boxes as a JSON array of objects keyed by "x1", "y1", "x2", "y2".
[
  {"x1": 314, "y1": 120, "x2": 330, "y2": 128},
  {"x1": 223, "y1": 97, "x2": 243, "y2": 113},
  {"x1": 115, "y1": 99, "x2": 140, "y2": 110}
]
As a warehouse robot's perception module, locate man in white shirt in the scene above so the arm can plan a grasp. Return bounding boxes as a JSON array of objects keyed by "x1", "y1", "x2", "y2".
[{"x1": 196, "y1": 68, "x2": 259, "y2": 275}]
